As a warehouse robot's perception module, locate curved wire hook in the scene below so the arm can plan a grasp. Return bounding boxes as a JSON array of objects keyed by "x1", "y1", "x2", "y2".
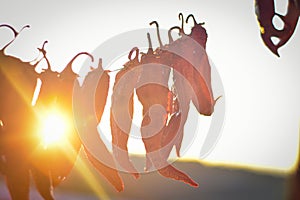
[
  {"x1": 178, "y1": 13, "x2": 185, "y2": 35},
  {"x1": 168, "y1": 26, "x2": 181, "y2": 43},
  {"x1": 150, "y1": 21, "x2": 163, "y2": 48},
  {"x1": 186, "y1": 14, "x2": 205, "y2": 27},
  {"x1": 62, "y1": 52, "x2": 94, "y2": 77},
  {"x1": 0, "y1": 24, "x2": 30, "y2": 51},
  {"x1": 128, "y1": 47, "x2": 139, "y2": 61}
]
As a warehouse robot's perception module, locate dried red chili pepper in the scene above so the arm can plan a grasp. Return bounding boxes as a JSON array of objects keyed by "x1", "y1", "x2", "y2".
[
  {"x1": 29, "y1": 42, "x2": 94, "y2": 198},
  {"x1": 161, "y1": 20, "x2": 189, "y2": 160},
  {"x1": 173, "y1": 14, "x2": 215, "y2": 115},
  {"x1": 136, "y1": 28, "x2": 170, "y2": 171},
  {"x1": 74, "y1": 59, "x2": 124, "y2": 192},
  {"x1": 110, "y1": 47, "x2": 141, "y2": 179},
  {"x1": 0, "y1": 24, "x2": 40, "y2": 200}
]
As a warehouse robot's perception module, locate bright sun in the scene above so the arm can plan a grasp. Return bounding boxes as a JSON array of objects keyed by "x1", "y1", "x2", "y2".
[{"x1": 39, "y1": 108, "x2": 70, "y2": 148}]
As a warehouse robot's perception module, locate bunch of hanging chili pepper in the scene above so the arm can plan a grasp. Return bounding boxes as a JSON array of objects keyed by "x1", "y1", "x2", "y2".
[{"x1": 105, "y1": 13, "x2": 217, "y2": 187}]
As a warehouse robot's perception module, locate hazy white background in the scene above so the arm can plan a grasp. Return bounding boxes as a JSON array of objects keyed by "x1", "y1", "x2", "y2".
[{"x1": 0, "y1": 0, "x2": 299, "y2": 171}]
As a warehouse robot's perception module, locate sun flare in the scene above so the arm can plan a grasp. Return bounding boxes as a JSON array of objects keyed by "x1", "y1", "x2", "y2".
[{"x1": 39, "y1": 108, "x2": 70, "y2": 148}]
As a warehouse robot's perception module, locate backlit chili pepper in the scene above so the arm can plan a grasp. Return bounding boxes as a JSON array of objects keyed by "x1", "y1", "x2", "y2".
[
  {"x1": 110, "y1": 47, "x2": 141, "y2": 179},
  {"x1": 136, "y1": 21, "x2": 198, "y2": 187}
]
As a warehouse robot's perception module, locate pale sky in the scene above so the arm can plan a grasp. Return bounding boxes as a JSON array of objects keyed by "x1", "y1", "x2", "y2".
[{"x1": 1, "y1": 0, "x2": 300, "y2": 171}]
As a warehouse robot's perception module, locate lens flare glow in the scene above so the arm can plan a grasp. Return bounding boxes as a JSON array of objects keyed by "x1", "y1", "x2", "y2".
[{"x1": 39, "y1": 109, "x2": 70, "y2": 148}]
